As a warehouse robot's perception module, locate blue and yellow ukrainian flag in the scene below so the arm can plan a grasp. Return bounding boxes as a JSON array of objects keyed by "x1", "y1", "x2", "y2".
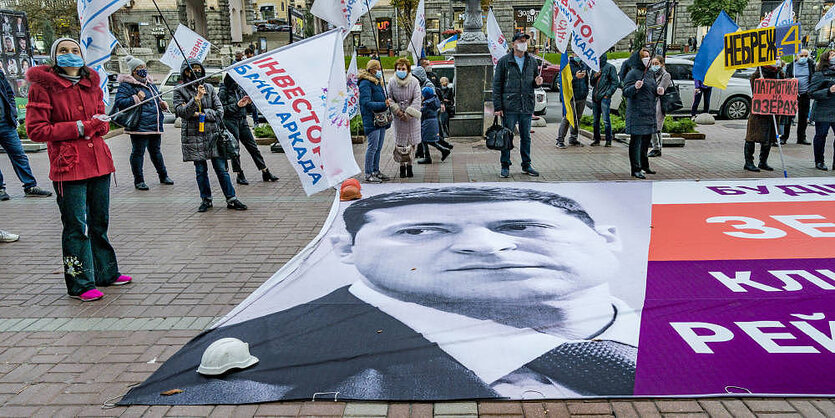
[
  {"x1": 693, "y1": 11, "x2": 739, "y2": 90},
  {"x1": 438, "y1": 34, "x2": 458, "y2": 53},
  {"x1": 558, "y1": 53, "x2": 576, "y2": 128}
]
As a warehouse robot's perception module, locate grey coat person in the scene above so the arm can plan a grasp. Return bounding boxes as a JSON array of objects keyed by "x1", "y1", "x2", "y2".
[
  {"x1": 172, "y1": 59, "x2": 224, "y2": 162},
  {"x1": 387, "y1": 74, "x2": 422, "y2": 147},
  {"x1": 622, "y1": 52, "x2": 660, "y2": 136},
  {"x1": 654, "y1": 67, "x2": 672, "y2": 131}
]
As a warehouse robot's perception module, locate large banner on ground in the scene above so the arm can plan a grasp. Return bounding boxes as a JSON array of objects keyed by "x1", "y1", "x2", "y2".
[{"x1": 120, "y1": 178, "x2": 835, "y2": 405}]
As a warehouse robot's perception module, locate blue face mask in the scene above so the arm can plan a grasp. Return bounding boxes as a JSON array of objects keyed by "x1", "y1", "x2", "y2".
[
  {"x1": 375, "y1": 70, "x2": 383, "y2": 79},
  {"x1": 396, "y1": 70, "x2": 407, "y2": 79},
  {"x1": 797, "y1": 57, "x2": 808, "y2": 64},
  {"x1": 650, "y1": 65, "x2": 661, "y2": 72},
  {"x1": 56, "y1": 53, "x2": 84, "y2": 68},
  {"x1": 135, "y1": 68, "x2": 148, "y2": 78}
]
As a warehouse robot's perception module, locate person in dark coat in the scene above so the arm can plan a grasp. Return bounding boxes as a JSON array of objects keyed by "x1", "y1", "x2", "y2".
[
  {"x1": 493, "y1": 32, "x2": 544, "y2": 178},
  {"x1": 357, "y1": 59, "x2": 391, "y2": 183},
  {"x1": 743, "y1": 65, "x2": 783, "y2": 172},
  {"x1": 809, "y1": 50, "x2": 835, "y2": 171},
  {"x1": 418, "y1": 86, "x2": 448, "y2": 163},
  {"x1": 556, "y1": 51, "x2": 590, "y2": 148},
  {"x1": 590, "y1": 54, "x2": 618, "y2": 147},
  {"x1": 412, "y1": 66, "x2": 450, "y2": 164},
  {"x1": 621, "y1": 50, "x2": 661, "y2": 179},
  {"x1": 0, "y1": 64, "x2": 52, "y2": 201},
  {"x1": 173, "y1": 59, "x2": 247, "y2": 212},
  {"x1": 115, "y1": 56, "x2": 173, "y2": 190},
  {"x1": 437, "y1": 77, "x2": 454, "y2": 139},
  {"x1": 218, "y1": 74, "x2": 278, "y2": 185},
  {"x1": 26, "y1": 38, "x2": 132, "y2": 302},
  {"x1": 781, "y1": 49, "x2": 814, "y2": 145}
]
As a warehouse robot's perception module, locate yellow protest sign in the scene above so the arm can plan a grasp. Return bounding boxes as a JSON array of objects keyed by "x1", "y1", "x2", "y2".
[{"x1": 723, "y1": 27, "x2": 777, "y2": 70}]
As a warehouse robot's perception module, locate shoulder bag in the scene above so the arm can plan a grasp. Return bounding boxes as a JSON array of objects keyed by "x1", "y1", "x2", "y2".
[
  {"x1": 484, "y1": 116, "x2": 514, "y2": 151},
  {"x1": 108, "y1": 101, "x2": 141, "y2": 130},
  {"x1": 660, "y1": 80, "x2": 683, "y2": 114},
  {"x1": 216, "y1": 129, "x2": 240, "y2": 159}
]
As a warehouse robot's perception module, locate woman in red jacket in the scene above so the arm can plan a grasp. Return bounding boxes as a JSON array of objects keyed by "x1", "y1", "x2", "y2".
[{"x1": 25, "y1": 38, "x2": 132, "y2": 302}]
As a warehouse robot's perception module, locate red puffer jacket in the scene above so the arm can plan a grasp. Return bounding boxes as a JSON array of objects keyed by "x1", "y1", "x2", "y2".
[{"x1": 25, "y1": 65, "x2": 114, "y2": 182}]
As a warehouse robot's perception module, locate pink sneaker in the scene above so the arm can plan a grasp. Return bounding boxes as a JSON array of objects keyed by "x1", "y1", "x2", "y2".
[
  {"x1": 70, "y1": 288, "x2": 104, "y2": 302},
  {"x1": 111, "y1": 275, "x2": 132, "y2": 286}
]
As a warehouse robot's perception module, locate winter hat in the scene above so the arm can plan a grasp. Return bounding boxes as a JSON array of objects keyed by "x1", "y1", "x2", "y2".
[
  {"x1": 411, "y1": 66, "x2": 427, "y2": 83},
  {"x1": 421, "y1": 86, "x2": 435, "y2": 98},
  {"x1": 124, "y1": 55, "x2": 145, "y2": 74},
  {"x1": 50, "y1": 37, "x2": 84, "y2": 64}
]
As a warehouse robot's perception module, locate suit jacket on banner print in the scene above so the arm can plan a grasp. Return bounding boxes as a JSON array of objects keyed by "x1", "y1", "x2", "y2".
[{"x1": 636, "y1": 178, "x2": 835, "y2": 396}]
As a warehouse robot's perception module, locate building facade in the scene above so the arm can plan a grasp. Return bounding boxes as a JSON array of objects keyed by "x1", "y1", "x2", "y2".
[{"x1": 346, "y1": 0, "x2": 832, "y2": 57}]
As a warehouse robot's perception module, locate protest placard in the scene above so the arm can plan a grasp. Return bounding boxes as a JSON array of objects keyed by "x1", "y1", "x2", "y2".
[
  {"x1": 724, "y1": 27, "x2": 777, "y2": 69},
  {"x1": 752, "y1": 78, "x2": 799, "y2": 116}
]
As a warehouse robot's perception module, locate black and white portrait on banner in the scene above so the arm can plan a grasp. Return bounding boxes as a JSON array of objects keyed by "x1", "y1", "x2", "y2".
[{"x1": 121, "y1": 183, "x2": 652, "y2": 405}]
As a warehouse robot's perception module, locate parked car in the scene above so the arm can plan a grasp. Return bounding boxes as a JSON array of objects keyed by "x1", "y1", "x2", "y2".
[
  {"x1": 536, "y1": 57, "x2": 561, "y2": 92},
  {"x1": 277, "y1": 25, "x2": 291, "y2": 32},
  {"x1": 589, "y1": 57, "x2": 753, "y2": 119},
  {"x1": 534, "y1": 87, "x2": 547, "y2": 116},
  {"x1": 257, "y1": 23, "x2": 279, "y2": 31}
]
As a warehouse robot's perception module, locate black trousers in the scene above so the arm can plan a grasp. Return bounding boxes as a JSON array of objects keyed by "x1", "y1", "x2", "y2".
[
  {"x1": 780, "y1": 93, "x2": 811, "y2": 142},
  {"x1": 629, "y1": 134, "x2": 651, "y2": 173},
  {"x1": 228, "y1": 120, "x2": 267, "y2": 173}
]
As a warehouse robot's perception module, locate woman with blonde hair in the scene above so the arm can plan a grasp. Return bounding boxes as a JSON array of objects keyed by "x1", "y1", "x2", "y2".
[
  {"x1": 387, "y1": 58, "x2": 422, "y2": 178},
  {"x1": 357, "y1": 59, "x2": 391, "y2": 182}
]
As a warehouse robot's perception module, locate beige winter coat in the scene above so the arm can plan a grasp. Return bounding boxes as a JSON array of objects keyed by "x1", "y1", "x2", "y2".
[{"x1": 387, "y1": 74, "x2": 422, "y2": 146}]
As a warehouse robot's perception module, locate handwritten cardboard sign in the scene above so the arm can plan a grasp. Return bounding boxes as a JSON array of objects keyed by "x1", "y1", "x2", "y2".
[{"x1": 752, "y1": 78, "x2": 798, "y2": 116}]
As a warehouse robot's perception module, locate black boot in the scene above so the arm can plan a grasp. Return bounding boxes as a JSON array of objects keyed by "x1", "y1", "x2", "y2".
[
  {"x1": 604, "y1": 139, "x2": 612, "y2": 147},
  {"x1": 406, "y1": 164, "x2": 414, "y2": 178},
  {"x1": 417, "y1": 144, "x2": 432, "y2": 164},
  {"x1": 400, "y1": 165, "x2": 407, "y2": 178},
  {"x1": 590, "y1": 139, "x2": 601, "y2": 146},
  {"x1": 758, "y1": 143, "x2": 774, "y2": 171},
  {"x1": 262, "y1": 168, "x2": 279, "y2": 182},
  {"x1": 198, "y1": 198, "x2": 213, "y2": 212},
  {"x1": 159, "y1": 175, "x2": 174, "y2": 185},
  {"x1": 236, "y1": 172, "x2": 249, "y2": 185},
  {"x1": 414, "y1": 142, "x2": 425, "y2": 158},
  {"x1": 744, "y1": 142, "x2": 760, "y2": 172}
]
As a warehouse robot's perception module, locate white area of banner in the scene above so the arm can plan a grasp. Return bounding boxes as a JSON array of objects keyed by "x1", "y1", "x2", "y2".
[
  {"x1": 652, "y1": 177, "x2": 835, "y2": 204},
  {"x1": 159, "y1": 24, "x2": 211, "y2": 70}
]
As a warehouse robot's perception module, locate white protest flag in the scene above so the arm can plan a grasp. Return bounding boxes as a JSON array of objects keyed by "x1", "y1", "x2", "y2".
[
  {"x1": 346, "y1": 50, "x2": 360, "y2": 119},
  {"x1": 408, "y1": 0, "x2": 426, "y2": 64},
  {"x1": 817, "y1": 5, "x2": 835, "y2": 30},
  {"x1": 486, "y1": 9, "x2": 508, "y2": 66},
  {"x1": 77, "y1": 0, "x2": 126, "y2": 102},
  {"x1": 228, "y1": 30, "x2": 360, "y2": 195},
  {"x1": 311, "y1": 0, "x2": 379, "y2": 32},
  {"x1": 552, "y1": 0, "x2": 574, "y2": 52},
  {"x1": 568, "y1": 0, "x2": 636, "y2": 72},
  {"x1": 159, "y1": 24, "x2": 212, "y2": 70},
  {"x1": 759, "y1": 0, "x2": 794, "y2": 28}
]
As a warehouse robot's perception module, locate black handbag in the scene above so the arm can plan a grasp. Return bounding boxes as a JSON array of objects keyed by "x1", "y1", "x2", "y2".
[
  {"x1": 661, "y1": 81, "x2": 683, "y2": 114},
  {"x1": 484, "y1": 116, "x2": 514, "y2": 151},
  {"x1": 108, "y1": 102, "x2": 141, "y2": 130},
  {"x1": 217, "y1": 129, "x2": 240, "y2": 159}
]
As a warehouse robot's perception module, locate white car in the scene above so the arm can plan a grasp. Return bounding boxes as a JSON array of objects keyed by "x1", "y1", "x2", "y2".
[
  {"x1": 590, "y1": 57, "x2": 753, "y2": 120},
  {"x1": 534, "y1": 87, "x2": 547, "y2": 116}
]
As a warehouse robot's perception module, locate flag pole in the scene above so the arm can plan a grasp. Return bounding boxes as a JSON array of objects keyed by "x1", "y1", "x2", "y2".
[
  {"x1": 395, "y1": 7, "x2": 424, "y2": 65},
  {"x1": 150, "y1": 0, "x2": 201, "y2": 84},
  {"x1": 759, "y1": 66, "x2": 789, "y2": 178}
]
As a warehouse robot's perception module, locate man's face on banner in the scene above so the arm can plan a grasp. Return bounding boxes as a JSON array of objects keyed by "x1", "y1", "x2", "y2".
[{"x1": 339, "y1": 200, "x2": 621, "y2": 304}]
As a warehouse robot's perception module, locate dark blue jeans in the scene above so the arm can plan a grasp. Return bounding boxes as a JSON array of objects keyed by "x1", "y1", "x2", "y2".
[
  {"x1": 194, "y1": 158, "x2": 235, "y2": 200},
  {"x1": 813, "y1": 121, "x2": 835, "y2": 165},
  {"x1": 364, "y1": 127, "x2": 385, "y2": 175},
  {"x1": 53, "y1": 174, "x2": 119, "y2": 296},
  {"x1": 500, "y1": 113, "x2": 532, "y2": 169},
  {"x1": 593, "y1": 98, "x2": 612, "y2": 141},
  {"x1": 129, "y1": 134, "x2": 168, "y2": 184},
  {"x1": 691, "y1": 88, "x2": 712, "y2": 117},
  {"x1": 0, "y1": 123, "x2": 37, "y2": 190}
]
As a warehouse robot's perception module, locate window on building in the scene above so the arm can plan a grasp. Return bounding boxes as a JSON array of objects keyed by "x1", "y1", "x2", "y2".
[
  {"x1": 127, "y1": 23, "x2": 141, "y2": 48},
  {"x1": 260, "y1": 5, "x2": 275, "y2": 20},
  {"x1": 156, "y1": 35, "x2": 166, "y2": 53},
  {"x1": 154, "y1": 16, "x2": 162, "y2": 25}
]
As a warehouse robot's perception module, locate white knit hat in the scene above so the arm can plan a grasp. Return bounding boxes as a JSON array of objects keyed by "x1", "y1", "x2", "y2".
[{"x1": 123, "y1": 55, "x2": 145, "y2": 74}]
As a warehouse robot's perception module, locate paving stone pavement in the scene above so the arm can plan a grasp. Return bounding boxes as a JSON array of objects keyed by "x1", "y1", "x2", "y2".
[{"x1": 0, "y1": 120, "x2": 833, "y2": 417}]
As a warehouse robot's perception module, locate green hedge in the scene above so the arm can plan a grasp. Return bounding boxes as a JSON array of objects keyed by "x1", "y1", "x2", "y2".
[
  {"x1": 254, "y1": 123, "x2": 277, "y2": 139},
  {"x1": 345, "y1": 55, "x2": 446, "y2": 70},
  {"x1": 579, "y1": 114, "x2": 696, "y2": 134},
  {"x1": 17, "y1": 124, "x2": 26, "y2": 139},
  {"x1": 350, "y1": 114, "x2": 364, "y2": 135}
]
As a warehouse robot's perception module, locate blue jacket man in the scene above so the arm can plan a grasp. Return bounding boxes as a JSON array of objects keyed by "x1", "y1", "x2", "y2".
[
  {"x1": 492, "y1": 32, "x2": 544, "y2": 178},
  {"x1": 0, "y1": 69, "x2": 51, "y2": 200}
]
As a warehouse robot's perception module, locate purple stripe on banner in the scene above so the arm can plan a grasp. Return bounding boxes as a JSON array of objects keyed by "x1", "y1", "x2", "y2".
[{"x1": 635, "y1": 258, "x2": 835, "y2": 396}]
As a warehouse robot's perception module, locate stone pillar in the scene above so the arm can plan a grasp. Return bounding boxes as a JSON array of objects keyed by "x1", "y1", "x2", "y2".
[{"x1": 449, "y1": 0, "x2": 491, "y2": 137}]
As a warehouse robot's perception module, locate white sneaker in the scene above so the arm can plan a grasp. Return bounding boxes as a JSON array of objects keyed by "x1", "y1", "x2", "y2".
[
  {"x1": 364, "y1": 174, "x2": 382, "y2": 183},
  {"x1": 0, "y1": 230, "x2": 19, "y2": 243}
]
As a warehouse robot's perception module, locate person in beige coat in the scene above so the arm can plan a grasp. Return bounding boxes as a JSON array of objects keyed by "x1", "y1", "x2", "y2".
[
  {"x1": 649, "y1": 56, "x2": 672, "y2": 157},
  {"x1": 387, "y1": 58, "x2": 422, "y2": 178}
]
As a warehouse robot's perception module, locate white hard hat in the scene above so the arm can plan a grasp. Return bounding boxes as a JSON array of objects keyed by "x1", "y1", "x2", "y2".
[{"x1": 197, "y1": 338, "x2": 259, "y2": 376}]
